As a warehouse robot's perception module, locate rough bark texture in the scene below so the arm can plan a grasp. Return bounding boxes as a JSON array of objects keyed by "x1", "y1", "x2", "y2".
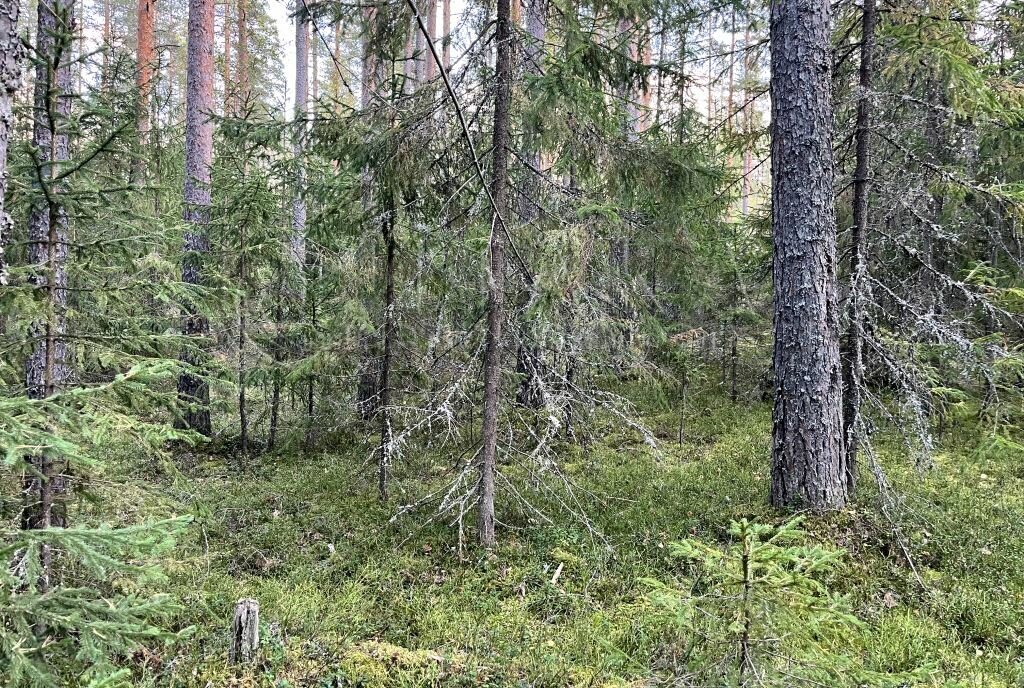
[
  {"x1": 0, "y1": 0, "x2": 22, "y2": 285},
  {"x1": 840, "y1": 0, "x2": 876, "y2": 495},
  {"x1": 177, "y1": 0, "x2": 215, "y2": 437},
  {"x1": 479, "y1": 0, "x2": 513, "y2": 547},
  {"x1": 23, "y1": 0, "x2": 76, "y2": 590},
  {"x1": 228, "y1": 598, "x2": 260, "y2": 664},
  {"x1": 768, "y1": 0, "x2": 847, "y2": 510},
  {"x1": 133, "y1": 0, "x2": 156, "y2": 184}
]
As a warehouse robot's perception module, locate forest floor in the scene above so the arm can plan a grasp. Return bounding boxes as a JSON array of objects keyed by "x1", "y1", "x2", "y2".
[{"x1": 94, "y1": 384, "x2": 1024, "y2": 687}]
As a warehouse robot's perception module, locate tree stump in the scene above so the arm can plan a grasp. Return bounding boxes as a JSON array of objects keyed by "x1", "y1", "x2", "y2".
[{"x1": 228, "y1": 598, "x2": 259, "y2": 664}]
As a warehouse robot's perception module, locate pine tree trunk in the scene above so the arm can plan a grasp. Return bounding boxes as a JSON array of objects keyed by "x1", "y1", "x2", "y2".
[
  {"x1": 840, "y1": 0, "x2": 876, "y2": 495},
  {"x1": 425, "y1": 0, "x2": 437, "y2": 81},
  {"x1": 0, "y1": 0, "x2": 21, "y2": 286},
  {"x1": 478, "y1": 0, "x2": 513, "y2": 548},
  {"x1": 23, "y1": 0, "x2": 76, "y2": 591},
  {"x1": 177, "y1": 0, "x2": 215, "y2": 437},
  {"x1": 133, "y1": 0, "x2": 156, "y2": 184},
  {"x1": 768, "y1": 0, "x2": 847, "y2": 510}
]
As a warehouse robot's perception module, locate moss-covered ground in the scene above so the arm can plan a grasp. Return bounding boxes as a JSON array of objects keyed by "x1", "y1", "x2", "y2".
[{"x1": 92, "y1": 385, "x2": 1024, "y2": 686}]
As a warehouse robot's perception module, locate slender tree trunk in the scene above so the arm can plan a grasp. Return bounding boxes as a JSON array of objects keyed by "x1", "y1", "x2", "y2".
[
  {"x1": 238, "y1": 223, "x2": 248, "y2": 455},
  {"x1": 311, "y1": 23, "x2": 318, "y2": 101},
  {"x1": 840, "y1": 0, "x2": 876, "y2": 495},
  {"x1": 133, "y1": 0, "x2": 157, "y2": 184},
  {"x1": 292, "y1": 12, "x2": 308, "y2": 271},
  {"x1": 513, "y1": 0, "x2": 547, "y2": 408},
  {"x1": 378, "y1": 211, "x2": 397, "y2": 501},
  {"x1": 176, "y1": 0, "x2": 215, "y2": 437},
  {"x1": 768, "y1": 0, "x2": 847, "y2": 510},
  {"x1": 222, "y1": 0, "x2": 231, "y2": 111},
  {"x1": 677, "y1": 25, "x2": 686, "y2": 145},
  {"x1": 236, "y1": 0, "x2": 248, "y2": 107},
  {"x1": 0, "y1": 0, "x2": 22, "y2": 286},
  {"x1": 741, "y1": 28, "x2": 752, "y2": 216},
  {"x1": 23, "y1": 0, "x2": 76, "y2": 592},
  {"x1": 268, "y1": 272, "x2": 284, "y2": 451},
  {"x1": 331, "y1": 23, "x2": 340, "y2": 101},
  {"x1": 706, "y1": 15, "x2": 713, "y2": 123},
  {"x1": 102, "y1": 0, "x2": 111, "y2": 84},
  {"x1": 478, "y1": 0, "x2": 513, "y2": 548},
  {"x1": 442, "y1": 0, "x2": 451, "y2": 71},
  {"x1": 236, "y1": 0, "x2": 249, "y2": 454},
  {"x1": 425, "y1": 0, "x2": 438, "y2": 81}
]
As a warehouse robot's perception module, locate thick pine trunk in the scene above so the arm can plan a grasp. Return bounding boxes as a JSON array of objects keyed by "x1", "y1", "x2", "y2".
[
  {"x1": 768, "y1": 0, "x2": 847, "y2": 510},
  {"x1": 478, "y1": 0, "x2": 513, "y2": 548},
  {"x1": 133, "y1": 0, "x2": 156, "y2": 184},
  {"x1": 0, "y1": 0, "x2": 21, "y2": 285},
  {"x1": 23, "y1": 0, "x2": 76, "y2": 591},
  {"x1": 177, "y1": 0, "x2": 215, "y2": 437},
  {"x1": 840, "y1": 0, "x2": 876, "y2": 495}
]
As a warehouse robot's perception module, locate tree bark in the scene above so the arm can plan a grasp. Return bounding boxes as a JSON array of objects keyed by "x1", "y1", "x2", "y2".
[
  {"x1": 176, "y1": 0, "x2": 216, "y2": 437},
  {"x1": 478, "y1": 0, "x2": 513, "y2": 548},
  {"x1": 425, "y1": 0, "x2": 438, "y2": 81},
  {"x1": 311, "y1": 22, "x2": 318, "y2": 101},
  {"x1": 768, "y1": 0, "x2": 847, "y2": 510},
  {"x1": 133, "y1": 0, "x2": 157, "y2": 184},
  {"x1": 840, "y1": 0, "x2": 876, "y2": 496},
  {"x1": 0, "y1": 0, "x2": 22, "y2": 286},
  {"x1": 442, "y1": 0, "x2": 451, "y2": 71},
  {"x1": 222, "y1": 0, "x2": 231, "y2": 112},
  {"x1": 377, "y1": 212, "x2": 397, "y2": 501},
  {"x1": 23, "y1": 0, "x2": 76, "y2": 591},
  {"x1": 228, "y1": 598, "x2": 260, "y2": 664},
  {"x1": 236, "y1": 0, "x2": 248, "y2": 108}
]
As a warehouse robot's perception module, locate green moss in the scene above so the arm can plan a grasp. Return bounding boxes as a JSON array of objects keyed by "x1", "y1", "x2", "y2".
[{"x1": 91, "y1": 393, "x2": 1024, "y2": 686}]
